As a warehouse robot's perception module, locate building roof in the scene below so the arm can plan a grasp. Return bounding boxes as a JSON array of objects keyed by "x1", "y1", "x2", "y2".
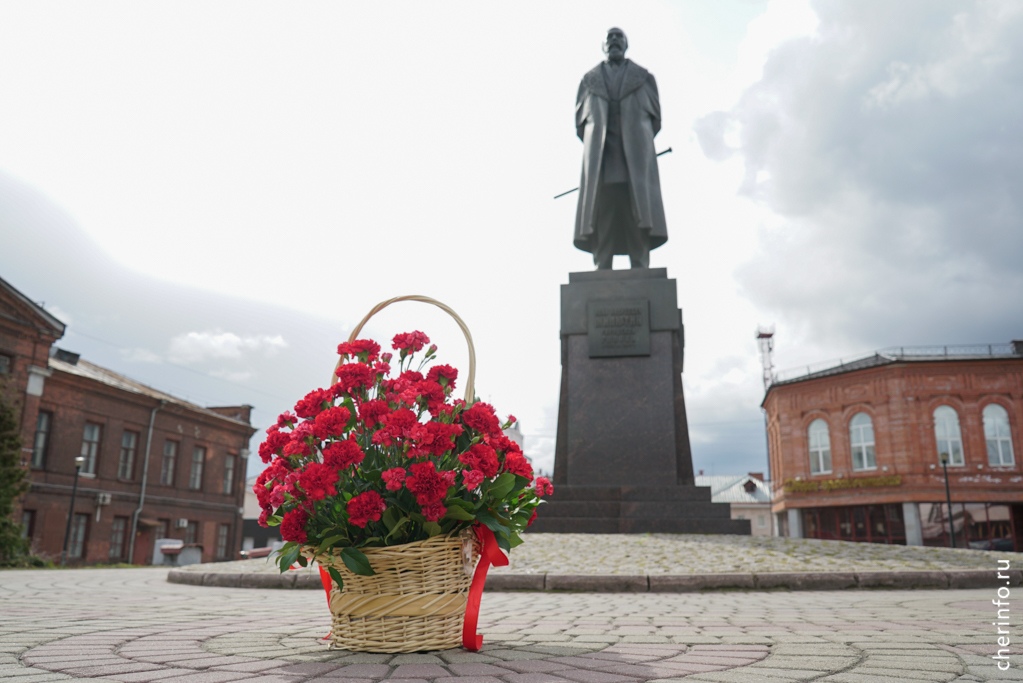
[
  {"x1": 0, "y1": 275, "x2": 66, "y2": 337},
  {"x1": 49, "y1": 354, "x2": 252, "y2": 428},
  {"x1": 769, "y1": 341, "x2": 1023, "y2": 389},
  {"x1": 694, "y1": 475, "x2": 772, "y2": 504}
]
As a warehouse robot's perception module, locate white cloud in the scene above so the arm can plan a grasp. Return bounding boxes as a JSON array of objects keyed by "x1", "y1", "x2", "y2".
[
  {"x1": 697, "y1": 0, "x2": 1023, "y2": 358},
  {"x1": 168, "y1": 331, "x2": 287, "y2": 364}
]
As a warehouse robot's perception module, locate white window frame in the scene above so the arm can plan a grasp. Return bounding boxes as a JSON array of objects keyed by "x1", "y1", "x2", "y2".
[
  {"x1": 849, "y1": 412, "x2": 877, "y2": 471},
  {"x1": 118, "y1": 430, "x2": 139, "y2": 481},
  {"x1": 933, "y1": 405, "x2": 964, "y2": 466},
  {"x1": 80, "y1": 423, "x2": 102, "y2": 475},
  {"x1": 188, "y1": 446, "x2": 205, "y2": 491},
  {"x1": 808, "y1": 418, "x2": 832, "y2": 475},
  {"x1": 983, "y1": 404, "x2": 1015, "y2": 467}
]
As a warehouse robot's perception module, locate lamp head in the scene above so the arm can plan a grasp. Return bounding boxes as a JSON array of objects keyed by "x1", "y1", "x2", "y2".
[{"x1": 74, "y1": 456, "x2": 85, "y2": 468}]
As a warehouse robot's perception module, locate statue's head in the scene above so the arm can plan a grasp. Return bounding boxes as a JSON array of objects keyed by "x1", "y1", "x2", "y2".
[{"x1": 603, "y1": 28, "x2": 628, "y2": 62}]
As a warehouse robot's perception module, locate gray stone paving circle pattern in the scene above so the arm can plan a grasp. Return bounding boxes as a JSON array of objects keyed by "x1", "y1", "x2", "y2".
[{"x1": 3, "y1": 567, "x2": 1023, "y2": 681}]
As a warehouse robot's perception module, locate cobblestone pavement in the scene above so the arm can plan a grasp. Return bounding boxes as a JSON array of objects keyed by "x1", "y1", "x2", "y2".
[
  {"x1": 169, "y1": 534, "x2": 1022, "y2": 592},
  {"x1": 3, "y1": 567, "x2": 1023, "y2": 682}
]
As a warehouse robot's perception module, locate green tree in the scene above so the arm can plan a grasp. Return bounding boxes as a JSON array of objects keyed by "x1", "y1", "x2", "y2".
[{"x1": 0, "y1": 391, "x2": 30, "y2": 566}]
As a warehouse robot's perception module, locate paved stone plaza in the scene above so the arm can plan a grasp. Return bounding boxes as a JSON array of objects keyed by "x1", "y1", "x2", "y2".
[{"x1": 3, "y1": 564, "x2": 1023, "y2": 682}]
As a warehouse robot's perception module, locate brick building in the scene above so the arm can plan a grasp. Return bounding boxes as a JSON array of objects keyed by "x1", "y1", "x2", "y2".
[
  {"x1": 763, "y1": 342, "x2": 1023, "y2": 550},
  {"x1": 1, "y1": 275, "x2": 256, "y2": 565}
]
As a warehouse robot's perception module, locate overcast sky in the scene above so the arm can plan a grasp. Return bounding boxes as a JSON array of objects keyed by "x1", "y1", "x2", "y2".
[{"x1": 3, "y1": 1, "x2": 1020, "y2": 482}]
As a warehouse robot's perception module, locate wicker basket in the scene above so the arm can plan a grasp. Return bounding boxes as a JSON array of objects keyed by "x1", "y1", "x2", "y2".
[
  {"x1": 312, "y1": 295, "x2": 480, "y2": 653},
  {"x1": 310, "y1": 531, "x2": 478, "y2": 652}
]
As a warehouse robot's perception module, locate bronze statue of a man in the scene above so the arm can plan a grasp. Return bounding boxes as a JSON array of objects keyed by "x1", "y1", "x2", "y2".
[{"x1": 574, "y1": 28, "x2": 667, "y2": 270}]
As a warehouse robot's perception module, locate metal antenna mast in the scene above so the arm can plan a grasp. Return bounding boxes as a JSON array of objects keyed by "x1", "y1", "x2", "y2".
[{"x1": 756, "y1": 326, "x2": 775, "y2": 390}]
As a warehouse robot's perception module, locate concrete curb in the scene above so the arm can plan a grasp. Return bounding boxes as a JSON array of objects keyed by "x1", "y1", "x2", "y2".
[{"x1": 167, "y1": 567, "x2": 1023, "y2": 592}]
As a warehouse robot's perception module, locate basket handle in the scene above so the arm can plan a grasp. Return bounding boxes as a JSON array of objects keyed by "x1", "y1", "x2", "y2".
[{"x1": 334, "y1": 295, "x2": 476, "y2": 403}]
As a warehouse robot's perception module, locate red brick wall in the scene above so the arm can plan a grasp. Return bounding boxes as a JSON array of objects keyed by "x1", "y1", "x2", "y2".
[
  {"x1": 765, "y1": 358, "x2": 1023, "y2": 515},
  {"x1": 22, "y1": 368, "x2": 255, "y2": 564}
]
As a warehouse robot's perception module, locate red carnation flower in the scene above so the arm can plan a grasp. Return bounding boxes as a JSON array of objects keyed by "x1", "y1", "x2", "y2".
[
  {"x1": 298, "y1": 462, "x2": 339, "y2": 501},
  {"x1": 336, "y1": 339, "x2": 381, "y2": 361},
  {"x1": 334, "y1": 363, "x2": 374, "y2": 394},
  {"x1": 405, "y1": 461, "x2": 455, "y2": 506},
  {"x1": 359, "y1": 399, "x2": 390, "y2": 429},
  {"x1": 392, "y1": 330, "x2": 430, "y2": 353},
  {"x1": 294, "y1": 388, "x2": 331, "y2": 419},
  {"x1": 409, "y1": 421, "x2": 463, "y2": 458},
  {"x1": 381, "y1": 467, "x2": 406, "y2": 491},
  {"x1": 462, "y1": 402, "x2": 502, "y2": 437},
  {"x1": 280, "y1": 508, "x2": 309, "y2": 543},
  {"x1": 425, "y1": 364, "x2": 458, "y2": 389},
  {"x1": 535, "y1": 476, "x2": 554, "y2": 497},
  {"x1": 347, "y1": 490, "x2": 386, "y2": 528},
  {"x1": 462, "y1": 468, "x2": 485, "y2": 490},
  {"x1": 313, "y1": 406, "x2": 351, "y2": 440},
  {"x1": 458, "y1": 443, "x2": 500, "y2": 478},
  {"x1": 322, "y1": 437, "x2": 365, "y2": 470},
  {"x1": 502, "y1": 451, "x2": 534, "y2": 483},
  {"x1": 421, "y1": 500, "x2": 447, "y2": 522},
  {"x1": 373, "y1": 407, "x2": 418, "y2": 446},
  {"x1": 258, "y1": 427, "x2": 290, "y2": 463}
]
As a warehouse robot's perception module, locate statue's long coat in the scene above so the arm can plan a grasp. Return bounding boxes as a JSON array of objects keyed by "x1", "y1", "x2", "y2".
[{"x1": 574, "y1": 59, "x2": 667, "y2": 254}]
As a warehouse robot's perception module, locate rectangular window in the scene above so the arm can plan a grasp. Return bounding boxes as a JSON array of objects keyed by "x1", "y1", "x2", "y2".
[
  {"x1": 189, "y1": 446, "x2": 205, "y2": 490},
  {"x1": 0, "y1": 353, "x2": 11, "y2": 374},
  {"x1": 109, "y1": 516, "x2": 129, "y2": 561},
  {"x1": 69, "y1": 513, "x2": 89, "y2": 559},
  {"x1": 216, "y1": 523, "x2": 230, "y2": 560},
  {"x1": 31, "y1": 411, "x2": 52, "y2": 469},
  {"x1": 160, "y1": 441, "x2": 178, "y2": 486},
  {"x1": 80, "y1": 423, "x2": 102, "y2": 475},
  {"x1": 155, "y1": 519, "x2": 170, "y2": 541},
  {"x1": 118, "y1": 431, "x2": 139, "y2": 480},
  {"x1": 184, "y1": 521, "x2": 198, "y2": 545},
  {"x1": 222, "y1": 454, "x2": 236, "y2": 495},
  {"x1": 21, "y1": 510, "x2": 35, "y2": 540}
]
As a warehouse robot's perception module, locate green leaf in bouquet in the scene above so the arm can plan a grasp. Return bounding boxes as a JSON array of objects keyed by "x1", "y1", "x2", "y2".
[
  {"x1": 317, "y1": 534, "x2": 347, "y2": 553},
  {"x1": 340, "y1": 546, "x2": 375, "y2": 576},
  {"x1": 476, "y1": 510, "x2": 503, "y2": 533},
  {"x1": 422, "y1": 521, "x2": 443, "y2": 537},
  {"x1": 508, "y1": 532, "x2": 524, "y2": 548},
  {"x1": 277, "y1": 544, "x2": 300, "y2": 573},
  {"x1": 266, "y1": 514, "x2": 282, "y2": 527},
  {"x1": 488, "y1": 472, "x2": 516, "y2": 500},
  {"x1": 326, "y1": 565, "x2": 345, "y2": 592},
  {"x1": 442, "y1": 505, "x2": 475, "y2": 522},
  {"x1": 382, "y1": 506, "x2": 401, "y2": 532},
  {"x1": 494, "y1": 529, "x2": 512, "y2": 552},
  {"x1": 384, "y1": 516, "x2": 409, "y2": 542},
  {"x1": 296, "y1": 554, "x2": 308, "y2": 568},
  {"x1": 446, "y1": 497, "x2": 475, "y2": 512}
]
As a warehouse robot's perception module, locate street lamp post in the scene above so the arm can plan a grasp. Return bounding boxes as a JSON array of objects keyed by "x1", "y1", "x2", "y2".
[
  {"x1": 61, "y1": 456, "x2": 86, "y2": 565},
  {"x1": 940, "y1": 452, "x2": 955, "y2": 549}
]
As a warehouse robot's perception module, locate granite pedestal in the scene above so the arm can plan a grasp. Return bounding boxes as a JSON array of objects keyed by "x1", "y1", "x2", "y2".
[{"x1": 531, "y1": 269, "x2": 749, "y2": 534}]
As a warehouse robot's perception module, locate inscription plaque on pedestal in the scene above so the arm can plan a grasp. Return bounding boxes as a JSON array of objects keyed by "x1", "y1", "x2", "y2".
[{"x1": 587, "y1": 299, "x2": 650, "y2": 358}]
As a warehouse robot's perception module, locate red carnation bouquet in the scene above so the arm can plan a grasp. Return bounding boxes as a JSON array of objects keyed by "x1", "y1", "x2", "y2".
[{"x1": 254, "y1": 330, "x2": 553, "y2": 589}]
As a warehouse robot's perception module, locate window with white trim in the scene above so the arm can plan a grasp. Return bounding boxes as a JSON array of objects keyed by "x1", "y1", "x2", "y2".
[
  {"x1": 933, "y1": 405, "x2": 964, "y2": 466},
  {"x1": 849, "y1": 412, "x2": 877, "y2": 471},
  {"x1": 983, "y1": 404, "x2": 1015, "y2": 467},
  {"x1": 808, "y1": 418, "x2": 832, "y2": 475}
]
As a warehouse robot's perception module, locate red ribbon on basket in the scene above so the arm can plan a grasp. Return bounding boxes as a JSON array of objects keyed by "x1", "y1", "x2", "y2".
[
  {"x1": 318, "y1": 566, "x2": 334, "y2": 640},
  {"x1": 462, "y1": 523, "x2": 509, "y2": 651}
]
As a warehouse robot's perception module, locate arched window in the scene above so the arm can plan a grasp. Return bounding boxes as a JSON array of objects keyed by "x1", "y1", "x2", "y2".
[
  {"x1": 933, "y1": 406, "x2": 964, "y2": 466},
  {"x1": 808, "y1": 419, "x2": 832, "y2": 475},
  {"x1": 849, "y1": 413, "x2": 876, "y2": 471},
  {"x1": 983, "y1": 404, "x2": 1015, "y2": 467}
]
